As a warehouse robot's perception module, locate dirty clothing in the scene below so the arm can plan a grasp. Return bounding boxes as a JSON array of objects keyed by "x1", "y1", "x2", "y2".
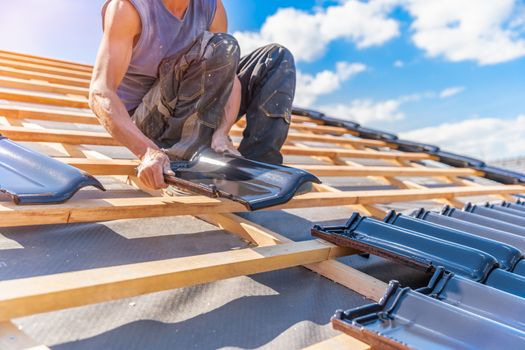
[
  {"x1": 102, "y1": 0, "x2": 218, "y2": 111},
  {"x1": 131, "y1": 32, "x2": 296, "y2": 164}
]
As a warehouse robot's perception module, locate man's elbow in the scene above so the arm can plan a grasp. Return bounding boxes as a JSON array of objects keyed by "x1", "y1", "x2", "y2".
[{"x1": 88, "y1": 86, "x2": 111, "y2": 116}]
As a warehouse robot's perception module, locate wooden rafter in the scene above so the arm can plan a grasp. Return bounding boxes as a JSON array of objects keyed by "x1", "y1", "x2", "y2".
[{"x1": 0, "y1": 49, "x2": 523, "y2": 349}]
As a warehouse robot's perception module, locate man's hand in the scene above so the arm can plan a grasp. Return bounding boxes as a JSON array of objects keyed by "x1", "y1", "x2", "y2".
[
  {"x1": 211, "y1": 132, "x2": 241, "y2": 156},
  {"x1": 137, "y1": 148, "x2": 175, "y2": 189}
]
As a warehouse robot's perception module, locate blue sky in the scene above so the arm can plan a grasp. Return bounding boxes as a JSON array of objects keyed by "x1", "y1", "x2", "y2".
[{"x1": 0, "y1": 0, "x2": 524, "y2": 160}]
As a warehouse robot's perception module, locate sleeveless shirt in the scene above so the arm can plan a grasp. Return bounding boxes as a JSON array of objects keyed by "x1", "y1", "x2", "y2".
[{"x1": 102, "y1": 0, "x2": 217, "y2": 111}]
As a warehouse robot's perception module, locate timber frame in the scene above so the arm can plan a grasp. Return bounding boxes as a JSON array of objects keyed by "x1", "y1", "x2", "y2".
[{"x1": 0, "y1": 50, "x2": 523, "y2": 350}]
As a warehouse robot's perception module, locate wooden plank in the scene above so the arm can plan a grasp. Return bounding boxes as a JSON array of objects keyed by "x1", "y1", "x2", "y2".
[
  {"x1": 0, "y1": 126, "x2": 431, "y2": 160},
  {"x1": 237, "y1": 118, "x2": 356, "y2": 136},
  {"x1": 303, "y1": 334, "x2": 370, "y2": 350},
  {"x1": 230, "y1": 128, "x2": 385, "y2": 147},
  {"x1": 281, "y1": 145, "x2": 434, "y2": 161},
  {"x1": 292, "y1": 115, "x2": 324, "y2": 124},
  {"x1": 299, "y1": 165, "x2": 480, "y2": 177},
  {"x1": 0, "y1": 322, "x2": 49, "y2": 350},
  {"x1": 0, "y1": 66, "x2": 90, "y2": 88},
  {"x1": 58, "y1": 158, "x2": 480, "y2": 178},
  {"x1": 290, "y1": 123, "x2": 355, "y2": 135},
  {"x1": 201, "y1": 213, "x2": 388, "y2": 301},
  {"x1": 61, "y1": 158, "x2": 139, "y2": 175},
  {"x1": 0, "y1": 76, "x2": 89, "y2": 97},
  {"x1": 0, "y1": 240, "x2": 353, "y2": 320},
  {"x1": 0, "y1": 185, "x2": 522, "y2": 228},
  {"x1": 0, "y1": 59, "x2": 92, "y2": 80},
  {"x1": 0, "y1": 105, "x2": 98, "y2": 125},
  {"x1": 0, "y1": 126, "x2": 118, "y2": 146},
  {"x1": 0, "y1": 50, "x2": 92, "y2": 71},
  {"x1": 0, "y1": 88, "x2": 89, "y2": 109}
]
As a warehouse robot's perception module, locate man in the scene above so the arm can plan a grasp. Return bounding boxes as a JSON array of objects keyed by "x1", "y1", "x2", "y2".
[{"x1": 89, "y1": 0, "x2": 296, "y2": 190}]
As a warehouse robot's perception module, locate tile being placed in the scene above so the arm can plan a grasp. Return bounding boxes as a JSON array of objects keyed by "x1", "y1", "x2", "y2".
[
  {"x1": 0, "y1": 136, "x2": 105, "y2": 204},
  {"x1": 165, "y1": 148, "x2": 321, "y2": 211},
  {"x1": 332, "y1": 279, "x2": 525, "y2": 350}
]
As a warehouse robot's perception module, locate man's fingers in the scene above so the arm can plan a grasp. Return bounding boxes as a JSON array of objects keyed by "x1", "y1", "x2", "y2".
[
  {"x1": 153, "y1": 165, "x2": 168, "y2": 189},
  {"x1": 162, "y1": 161, "x2": 175, "y2": 176},
  {"x1": 138, "y1": 168, "x2": 154, "y2": 189}
]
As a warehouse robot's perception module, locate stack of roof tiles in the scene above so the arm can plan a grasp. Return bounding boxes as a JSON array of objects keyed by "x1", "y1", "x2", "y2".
[
  {"x1": 313, "y1": 200, "x2": 525, "y2": 349},
  {"x1": 293, "y1": 107, "x2": 525, "y2": 185}
]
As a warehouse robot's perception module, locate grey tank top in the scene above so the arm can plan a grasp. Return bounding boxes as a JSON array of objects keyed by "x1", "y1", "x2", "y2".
[{"x1": 102, "y1": 0, "x2": 217, "y2": 111}]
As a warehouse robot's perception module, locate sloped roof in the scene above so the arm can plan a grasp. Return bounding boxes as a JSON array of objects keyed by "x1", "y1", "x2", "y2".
[{"x1": 0, "y1": 49, "x2": 524, "y2": 349}]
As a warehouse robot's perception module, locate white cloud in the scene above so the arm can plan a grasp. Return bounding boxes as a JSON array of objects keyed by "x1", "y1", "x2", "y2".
[
  {"x1": 393, "y1": 60, "x2": 404, "y2": 68},
  {"x1": 439, "y1": 86, "x2": 465, "y2": 98},
  {"x1": 317, "y1": 92, "x2": 433, "y2": 124},
  {"x1": 295, "y1": 62, "x2": 366, "y2": 107},
  {"x1": 234, "y1": 1, "x2": 400, "y2": 62},
  {"x1": 319, "y1": 99, "x2": 405, "y2": 124},
  {"x1": 400, "y1": 115, "x2": 525, "y2": 160},
  {"x1": 405, "y1": 0, "x2": 525, "y2": 65},
  {"x1": 234, "y1": 1, "x2": 525, "y2": 65}
]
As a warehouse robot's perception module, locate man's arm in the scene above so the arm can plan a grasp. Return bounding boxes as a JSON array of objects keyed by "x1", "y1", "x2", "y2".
[
  {"x1": 89, "y1": 0, "x2": 172, "y2": 189},
  {"x1": 209, "y1": 0, "x2": 242, "y2": 155}
]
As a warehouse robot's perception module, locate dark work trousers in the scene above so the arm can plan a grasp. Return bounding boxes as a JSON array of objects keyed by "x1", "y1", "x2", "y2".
[{"x1": 130, "y1": 31, "x2": 296, "y2": 164}]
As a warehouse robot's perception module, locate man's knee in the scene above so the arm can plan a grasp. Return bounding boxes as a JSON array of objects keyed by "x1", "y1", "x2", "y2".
[
  {"x1": 205, "y1": 33, "x2": 241, "y2": 70},
  {"x1": 263, "y1": 44, "x2": 295, "y2": 71}
]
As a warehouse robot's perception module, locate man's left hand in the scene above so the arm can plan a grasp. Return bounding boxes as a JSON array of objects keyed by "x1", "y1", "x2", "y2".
[{"x1": 211, "y1": 132, "x2": 241, "y2": 156}]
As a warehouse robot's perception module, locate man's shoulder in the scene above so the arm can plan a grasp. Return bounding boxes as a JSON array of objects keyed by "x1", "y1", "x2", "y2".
[{"x1": 104, "y1": 0, "x2": 141, "y2": 34}]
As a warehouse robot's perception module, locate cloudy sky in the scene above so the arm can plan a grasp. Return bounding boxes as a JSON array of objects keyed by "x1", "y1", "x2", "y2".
[{"x1": 0, "y1": 0, "x2": 524, "y2": 160}]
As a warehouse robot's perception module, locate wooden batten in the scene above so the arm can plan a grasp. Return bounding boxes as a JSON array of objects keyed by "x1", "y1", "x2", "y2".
[
  {"x1": 0, "y1": 240, "x2": 352, "y2": 320},
  {"x1": 0, "y1": 49, "x2": 523, "y2": 349}
]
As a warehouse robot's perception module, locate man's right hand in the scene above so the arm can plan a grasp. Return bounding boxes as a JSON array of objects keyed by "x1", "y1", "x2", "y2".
[{"x1": 137, "y1": 148, "x2": 175, "y2": 189}]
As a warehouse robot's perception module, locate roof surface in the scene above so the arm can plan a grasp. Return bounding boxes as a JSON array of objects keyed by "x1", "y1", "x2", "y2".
[{"x1": 0, "y1": 50, "x2": 524, "y2": 350}]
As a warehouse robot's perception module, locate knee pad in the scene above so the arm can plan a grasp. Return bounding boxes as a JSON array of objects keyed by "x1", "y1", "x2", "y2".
[{"x1": 205, "y1": 33, "x2": 241, "y2": 70}]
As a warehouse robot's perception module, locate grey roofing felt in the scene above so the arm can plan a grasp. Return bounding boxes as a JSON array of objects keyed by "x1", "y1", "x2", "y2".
[
  {"x1": 1, "y1": 191, "x2": 434, "y2": 349},
  {"x1": 2, "y1": 145, "x2": 522, "y2": 349},
  {"x1": 1, "y1": 210, "x2": 372, "y2": 350}
]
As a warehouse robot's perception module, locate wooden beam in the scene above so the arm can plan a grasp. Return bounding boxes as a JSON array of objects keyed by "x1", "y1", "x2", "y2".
[
  {"x1": 0, "y1": 185, "x2": 522, "y2": 228},
  {"x1": 0, "y1": 126, "x2": 431, "y2": 160},
  {"x1": 281, "y1": 145, "x2": 434, "y2": 161},
  {"x1": 0, "y1": 105, "x2": 98, "y2": 125},
  {"x1": 237, "y1": 118, "x2": 356, "y2": 136},
  {"x1": 0, "y1": 322, "x2": 50, "y2": 350},
  {"x1": 0, "y1": 50, "x2": 92, "y2": 71},
  {"x1": 0, "y1": 88, "x2": 89, "y2": 109},
  {"x1": 0, "y1": 58, "x2": 92, "y2": 80},
  {"x1": 201, "y1": 213, "x2": 388, "y2": 301},
  {"x1": 303, "y1": 335, "x2": 370, "y2": 350},
  {"x1": 0, "y1": 240, "x2": 352, "y2": 320},
  {"x1": 0, "y1": 66, "x2": 90, "y2": 88},
  {"x1": 231, "y1": 128, "x2": 386, "y2": 147},
  {"x1": 60, "y1": 158, "x2": 139, "y2": 175},
  {"x1": 292, "y1": 115, "x2": 324, "y2": 124},
  {"x1": 0, "y1": 126, "x2": 118, "y2": 146},
  {"x1": 299, "y1": 165, "x2": 480, "y2": 177},
  {"x1": 58, "y1": 158, "x2": 480, "y2": 178},
  {"x1": 290, "y1": 123, "x2": 356, "y2": 136},
  {"x1": 0, "y1": 76, "x2": 89, "y2": 97}
]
